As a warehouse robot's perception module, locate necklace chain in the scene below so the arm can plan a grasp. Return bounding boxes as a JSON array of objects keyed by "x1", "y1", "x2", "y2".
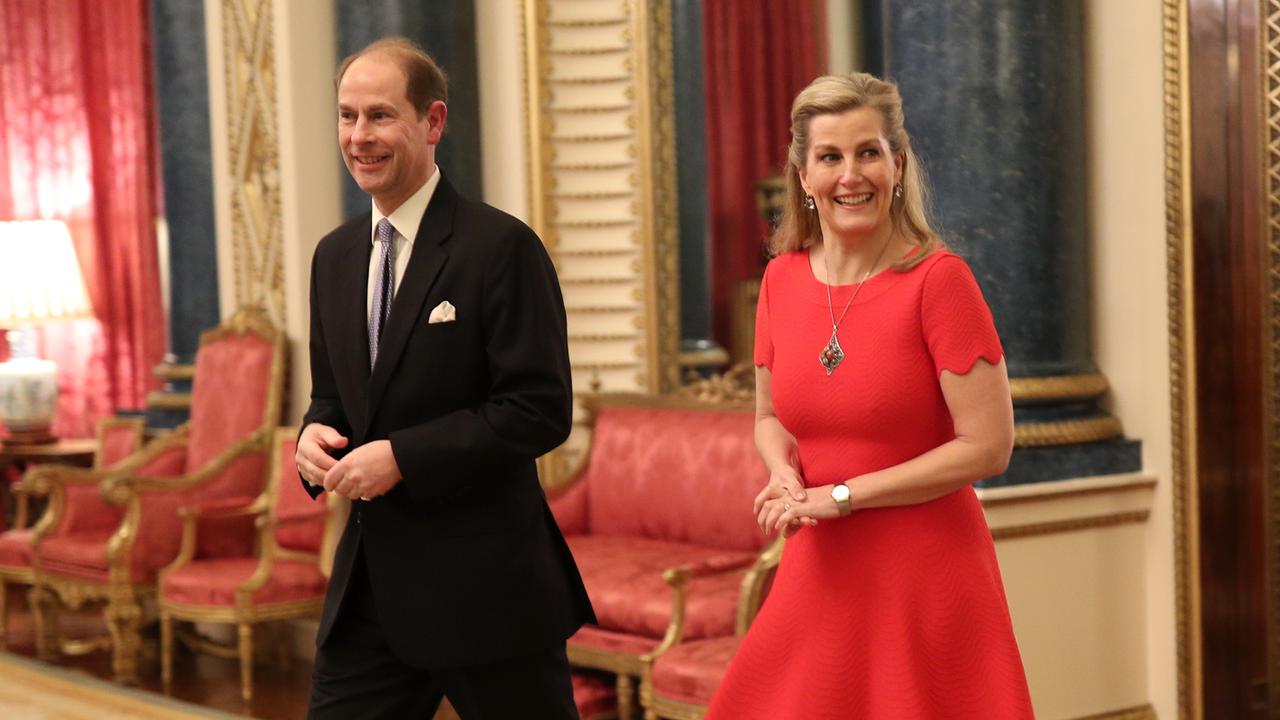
[
  {"x1": 822, "y1": 237, "x2": 892, "y2": 332},
  {"x1": 819, "y1": 237, "x2": 892, "y2": 376}
]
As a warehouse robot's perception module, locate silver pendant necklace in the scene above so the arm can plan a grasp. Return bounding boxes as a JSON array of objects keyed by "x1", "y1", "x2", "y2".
[{"x1": 819, "y1": 237, "x2": 892, "y2": 376}]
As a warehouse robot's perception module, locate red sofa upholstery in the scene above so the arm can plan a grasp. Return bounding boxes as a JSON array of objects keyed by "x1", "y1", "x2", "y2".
[{"x1": 549, "y1": 394, "x2": 772, "y2": 720}]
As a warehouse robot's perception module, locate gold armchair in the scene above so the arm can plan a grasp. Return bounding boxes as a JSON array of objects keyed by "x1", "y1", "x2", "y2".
[
  {"x1": 27, "y1": 307, "x2": 285, "y2": 683},
  {"x1": 639, "y1": 539, "x2": 783, "y2": 720},
  {"x1": 0, "y1": 417, "x2": 143, "y2": 649},
  {"x1": 159, "y1": 426, "x2": 339, "y2": 701}
]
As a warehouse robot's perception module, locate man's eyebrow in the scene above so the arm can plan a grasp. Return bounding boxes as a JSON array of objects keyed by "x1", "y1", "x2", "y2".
[{"x1": 336, "y1": 102, "x2": 396, "y2": 112}]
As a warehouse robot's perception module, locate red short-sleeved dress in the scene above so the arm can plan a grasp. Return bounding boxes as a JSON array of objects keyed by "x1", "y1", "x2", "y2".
[{"x1": 705, "y1": 249, "x2": 1034, "y2": 719}]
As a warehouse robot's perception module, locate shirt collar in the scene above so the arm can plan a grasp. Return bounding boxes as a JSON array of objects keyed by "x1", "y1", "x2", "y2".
[{"x1": 370, "y1": 165, "x2": 440, "y2": 247}]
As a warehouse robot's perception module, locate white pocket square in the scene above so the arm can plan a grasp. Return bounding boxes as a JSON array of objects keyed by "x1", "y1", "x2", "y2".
[{"x1": 428, "y1": 300, "x2": 457, "y2": 324}]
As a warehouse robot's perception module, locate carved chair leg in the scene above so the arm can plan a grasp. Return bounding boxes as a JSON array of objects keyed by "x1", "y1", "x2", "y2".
[
  {"x1": 160, "y1": 613, "x2": 173, "y2": 688},
  {"x1": 617, "y1": 673, "x2": 636, "y2": 720},
  {"x1": 238, "y1": 622, "x2": 254, "y2": 702},
  {"x1": 28, "y1": 584, "x2": 60, "y2": 662},
  {"x1": 105, "y1": 597, "x2": 142, "y2": 684}
]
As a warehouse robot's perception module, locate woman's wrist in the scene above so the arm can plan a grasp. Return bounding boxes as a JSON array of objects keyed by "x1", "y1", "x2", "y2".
[{"x1": 830, "y1": 480, "x2": 852, "y2": 516}]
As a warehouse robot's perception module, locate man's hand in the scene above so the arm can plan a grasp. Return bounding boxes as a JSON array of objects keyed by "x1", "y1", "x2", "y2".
[
  {"x1": 322, "y1": 439, "x2": 402, "y2": 500},
  {"x1": 297, "y1": 423, "x2": 349, "y2": 487}
]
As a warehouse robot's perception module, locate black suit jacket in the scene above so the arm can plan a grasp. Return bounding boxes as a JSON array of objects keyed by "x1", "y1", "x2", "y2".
[{"x1": 302, "y1": 175, "x2": 594, "y2": 668}]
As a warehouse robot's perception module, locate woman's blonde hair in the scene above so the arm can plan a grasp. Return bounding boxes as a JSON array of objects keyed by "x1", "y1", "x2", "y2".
[{"x1": 768, "y1": 73, "x2": 942, "y2": 269}]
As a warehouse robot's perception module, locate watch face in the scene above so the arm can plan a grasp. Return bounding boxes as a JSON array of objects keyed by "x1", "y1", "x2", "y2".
[{"x1": 832, "y1": 484, "x2": 850, "y2": 501}]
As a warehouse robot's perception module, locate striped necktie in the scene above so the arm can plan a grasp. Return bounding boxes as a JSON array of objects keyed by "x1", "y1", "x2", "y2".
[{"x1": 368, "y1": 218, "x2": 396, "y2": 369}]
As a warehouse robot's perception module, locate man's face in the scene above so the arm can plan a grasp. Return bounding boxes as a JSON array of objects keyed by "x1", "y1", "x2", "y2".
[{"x1": 337, "y1": 53, "x2": 445, "y2": 213}]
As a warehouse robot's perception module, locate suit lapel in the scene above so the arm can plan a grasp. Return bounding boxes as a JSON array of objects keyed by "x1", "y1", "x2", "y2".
[
  {"x1": 337, "y1": 218, "x2": 374, "y2": 437},
  {"x1": 365, "y1": 177, "x2": 458, "y2": 425}
]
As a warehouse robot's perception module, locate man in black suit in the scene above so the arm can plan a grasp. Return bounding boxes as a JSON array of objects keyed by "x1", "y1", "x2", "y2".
[{"x1": 295, "y1": 37, "x2": 594, "y2": 719}]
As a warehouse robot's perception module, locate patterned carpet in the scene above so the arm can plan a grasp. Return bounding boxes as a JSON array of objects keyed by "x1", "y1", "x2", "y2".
[{"x1": 0, "y1": 652, "x2": 245, "y2": 720}]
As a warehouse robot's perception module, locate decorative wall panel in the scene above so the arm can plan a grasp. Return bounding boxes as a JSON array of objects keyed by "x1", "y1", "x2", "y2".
[
  {"x1": 221, "y1": 0, "x2": 284, "y2": 323},
  {"x1": 523, "y1": 0, "x2": 680, "y2": 478}
]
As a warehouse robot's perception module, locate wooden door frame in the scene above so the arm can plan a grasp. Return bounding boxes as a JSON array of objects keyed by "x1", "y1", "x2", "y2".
[{"x1": 1171, "y1": 0, "x2": 1277, "y2": 716}]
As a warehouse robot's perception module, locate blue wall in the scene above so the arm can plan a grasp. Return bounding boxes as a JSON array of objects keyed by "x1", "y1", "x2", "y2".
[{"x1": 334, "y1": 0, "x2": 483, "y2": 219}]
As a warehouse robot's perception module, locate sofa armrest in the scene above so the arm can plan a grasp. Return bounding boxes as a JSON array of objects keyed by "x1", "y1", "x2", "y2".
[{"x1": 636, "y1": 554, "x2": 758, "y2": 667}]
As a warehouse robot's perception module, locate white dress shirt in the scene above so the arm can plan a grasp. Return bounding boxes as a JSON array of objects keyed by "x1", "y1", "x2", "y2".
[{"x1": 366, "y1": 165, "x2": 441, "y2": 320}]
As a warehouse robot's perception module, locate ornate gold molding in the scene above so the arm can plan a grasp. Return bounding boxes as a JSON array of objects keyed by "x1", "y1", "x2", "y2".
[
  {"x1": 989, "y1": 510, "x2": 1150, "y2": 541},
  {"x1": 1070, "y1": 703, "x2": 1157, "y2": 720},
  {"x1": 1162, "y1": 0, "x2": 1197, "y2": 716},
  {"x1": 1262, "y1": 0, "x2": 1280, "y2": 711},
  {"x1": 221, "y1": 0, "x2": 285, "y2": 324},
  {"x1": 523, "y1": 0, "x2": 680, "y2": 398},
  {"x1": 673, "y1": 363, "x2": 754, "y2": 407},
  {"x1": 1009, "y1": 373, "x2": 1110, "y2": 402},
  {"x1": 1014, "y1": 416, "x2": 1124, "y2": 448}
]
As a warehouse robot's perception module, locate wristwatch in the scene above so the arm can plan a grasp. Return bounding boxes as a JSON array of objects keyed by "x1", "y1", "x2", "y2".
[{"x1": 830, "y1": 482, "x2": 852, "y2": 516}]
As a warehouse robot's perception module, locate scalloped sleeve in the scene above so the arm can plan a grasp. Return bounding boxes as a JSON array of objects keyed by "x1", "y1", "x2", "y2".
[
  {"x1": 753, "y1": 263, "x2": 774, "y2": 370},
  {"x1": 920, "y1": 254, "x2": 1004, "y2": 377}
]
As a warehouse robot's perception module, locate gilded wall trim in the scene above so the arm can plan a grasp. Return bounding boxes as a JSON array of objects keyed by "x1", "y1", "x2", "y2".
[
  {"x1": 523, "y1": 0, "x2": 683, "y2": 483},
  {"x1": 1162, "y1": 0, "x2": 1197, "y2": 716},
  {"x1": 1262, "y1": 0, "x2": 1280, "y2": 710},
  {"x1": 989, "y1": 510, "x2": 1149, "y2": 541},
  {"x1": 221, "y1": 0, "x2": 285, "y2": 324},
  {"x1": 1070, "y1": 703, "x2": 1157, "y2": 720},
  {"x1": 522, "y1": 0, "x2": 680, "y2": 398}
]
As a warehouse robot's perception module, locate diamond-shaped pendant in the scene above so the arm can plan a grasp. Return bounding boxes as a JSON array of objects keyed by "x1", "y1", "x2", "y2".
[{"x1": 819, "y1": 331, "x2": 845, "y2": 376}]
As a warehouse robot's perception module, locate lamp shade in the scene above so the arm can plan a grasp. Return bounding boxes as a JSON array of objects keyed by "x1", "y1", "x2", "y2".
[{"x1": 0, "y1": 220, "x2": 93, "y2": 326}]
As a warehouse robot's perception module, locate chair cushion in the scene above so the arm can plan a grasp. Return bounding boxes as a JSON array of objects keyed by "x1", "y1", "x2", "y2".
[
  {"x1": 161, "y1": 558, "x2": 326, "y2": 607},
  {"x1": 581, "y1": 407, "x2": 770, "y2": 552},
  {"x1": 572, "y1": 672, "x2": 616, "y2": 720},
  {"x1": 650, "y1": 635, "x2": 741, "y2": 706},
  {"x1": 36, "y1": 530, "x2": 117, "y2": 582},
  {"x1": 567, "y1": 535, "x2": 752, "y2": 640},
  {"x1": 0, "y1": 530, "x2": 33, "y2": 570}
]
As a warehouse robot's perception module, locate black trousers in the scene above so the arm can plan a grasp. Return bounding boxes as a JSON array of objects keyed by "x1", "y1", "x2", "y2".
[{"x1": 308, "y1": 552, "x2": 579, "y2": 719}]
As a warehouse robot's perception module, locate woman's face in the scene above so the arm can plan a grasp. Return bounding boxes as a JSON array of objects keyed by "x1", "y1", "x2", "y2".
[{"x1": 798, "y1": 107, "x2": 903, "y2": 245}]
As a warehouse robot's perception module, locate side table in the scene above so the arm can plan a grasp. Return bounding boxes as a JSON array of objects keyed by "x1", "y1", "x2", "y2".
[{"x1": 0, "y1": 438, "x2": 97, "y2": 531}]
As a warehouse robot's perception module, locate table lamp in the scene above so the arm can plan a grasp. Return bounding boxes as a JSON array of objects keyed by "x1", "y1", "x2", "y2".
[{"x1": 0, "y1": 220, "x2": 94, "y2": 445}]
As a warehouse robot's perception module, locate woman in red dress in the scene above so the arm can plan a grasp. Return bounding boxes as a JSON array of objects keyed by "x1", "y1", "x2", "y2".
[{"x1": 704, "y1": 73, "x2": 1034, "y2": 719}]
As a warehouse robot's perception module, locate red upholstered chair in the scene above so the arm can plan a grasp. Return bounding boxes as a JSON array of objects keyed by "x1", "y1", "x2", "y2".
[
  {"x1": 159, "y1": 426, "x2": 337, "y2": 701},
  {"x1": 25, "y1": 307, "x2": 285, "y2": 683},
  {"x1": 547, "y1": 393, "x2": 772, "y2": 720},
  {"x1": 639, "y1": 539, "x2": 782, "y2": 720},
  {"x1": 0, "y1": 417, "x2": 143, "y2": 649}
]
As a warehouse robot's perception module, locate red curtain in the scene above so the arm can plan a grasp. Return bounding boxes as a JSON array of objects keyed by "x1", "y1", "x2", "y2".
[
  {"x1": 703, "y1": 0, "x2": 825, "y2": 347},
  {"x1": 0, "y1": 0, "x2": 165, "y2": 438}
]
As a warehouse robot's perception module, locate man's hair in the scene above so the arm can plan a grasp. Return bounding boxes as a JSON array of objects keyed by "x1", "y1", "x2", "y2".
[{"x1": 335, "y1": 37, "x2": 448, "y2": 117}]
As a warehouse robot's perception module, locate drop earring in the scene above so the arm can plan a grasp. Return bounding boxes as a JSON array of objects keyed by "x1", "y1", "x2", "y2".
[{"x1": 804, "y1": 195, "x2": 815, "y2": 210}]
